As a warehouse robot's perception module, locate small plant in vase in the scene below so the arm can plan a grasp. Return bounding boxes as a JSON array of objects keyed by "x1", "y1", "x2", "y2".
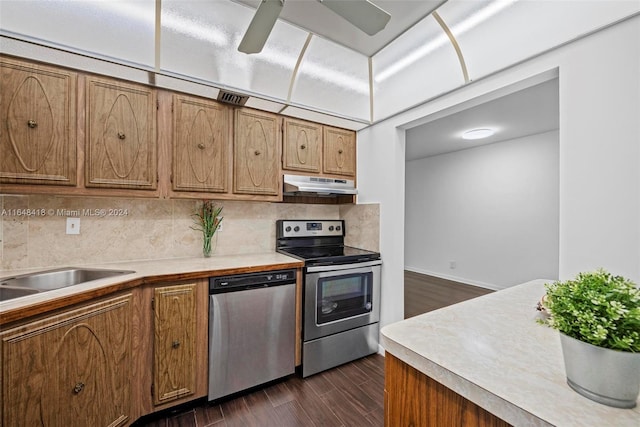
[
  {"x1": 191, "y1": 200, "x2": 223, "y2": 257},
  {"x1": 539, "y1": 268, "x2": 640, "y2": 408}
]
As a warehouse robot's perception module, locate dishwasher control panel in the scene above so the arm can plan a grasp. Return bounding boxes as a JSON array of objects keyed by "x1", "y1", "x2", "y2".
[{"x1": 209, "y1": 269, "x2": 296, "y2": 293}]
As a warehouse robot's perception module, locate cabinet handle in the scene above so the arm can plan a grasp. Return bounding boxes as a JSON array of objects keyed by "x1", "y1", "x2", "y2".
[
  {"x1": 73, "y1": 382, "x2": 85, "y2": 394},
  {"x1": 254, "y1": 150, "x2": 261, "y2": 156},
  {"x1": 27, "y1": 120, "x2": 38, "y2": 129},
  {"x1": 172, "y1": 340, "x2": 181, "y2": 349},
  {"x1": 197, "y1": 143, "x2": 205, "y2": 149},
  {"x1": 338, "y1": 149, "x2": 343, "y2": 154},
  {"x1": 118, "y1": 132, "x2": 126, "y2": 140},
  {"x1": 300, "y1": 144, "x2": 306, "y2": 149}
]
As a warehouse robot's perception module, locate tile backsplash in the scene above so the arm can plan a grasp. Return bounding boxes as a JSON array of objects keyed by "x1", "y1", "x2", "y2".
[{"x1": 0, "y1": 195, "x2": 379, "y2": 271}]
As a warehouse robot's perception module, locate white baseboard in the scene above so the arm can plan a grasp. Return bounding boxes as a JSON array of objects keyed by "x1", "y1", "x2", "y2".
[{"x1": 404, "y1": 266, "x2": 504, "y2": 291}]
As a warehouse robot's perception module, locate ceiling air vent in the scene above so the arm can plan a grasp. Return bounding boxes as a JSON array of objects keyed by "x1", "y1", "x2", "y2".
[{"x1": 217, "y1": 90, "x2": 249, "y2": 106}]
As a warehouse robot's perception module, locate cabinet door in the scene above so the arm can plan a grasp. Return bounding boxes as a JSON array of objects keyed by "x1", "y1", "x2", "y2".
[
  {"x1": 153, "y1": 284, "x2": 197, "y2": 405},
  {"x1": 233, "y1": 108, "x2": 280, "y2": 196},
  {"x1": 1, "y1": 294, "x2": 132, "y2": 427},
  {"x1": 0, "y1": 57, "x2": 77, "y2": 185},
  {"x1": 282, "y1": 118, "x2": 321, "y2": 173},
  {"x1": 86, "y1": 76, "x2": 157, "y2": 189},
  {"x1": 323, "y1": 126, "x2": 356, "y2": 177},
  {"x1": 173, "y1": 95, "x2": 229, "y2": 192}
]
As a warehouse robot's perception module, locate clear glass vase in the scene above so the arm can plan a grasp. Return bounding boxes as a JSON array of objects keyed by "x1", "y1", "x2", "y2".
[{"x1": 203, "y1": 233, "x2": 217, "y2": 257}]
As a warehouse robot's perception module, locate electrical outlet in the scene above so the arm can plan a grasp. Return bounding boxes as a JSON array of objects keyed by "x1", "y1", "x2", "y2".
[
  {"x1": 449, "y1": 260, "x2": 456, "y2": 269},
  {"x1": 66, "y1": 217, "x2": 80, "y2": 235}
]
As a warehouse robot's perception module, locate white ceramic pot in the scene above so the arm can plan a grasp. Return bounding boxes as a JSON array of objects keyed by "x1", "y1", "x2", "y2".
[{"x1": 559, "y1": 332, "x2": 640, "y2": 408}]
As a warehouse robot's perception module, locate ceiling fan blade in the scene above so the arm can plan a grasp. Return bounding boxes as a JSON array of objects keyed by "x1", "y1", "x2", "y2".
[
  {"x1": 238, "y1": 0, "x2": 284, "y2": 54},
  {"x1": 319, "y1": 0, "x2": 390, "y2": 36}
]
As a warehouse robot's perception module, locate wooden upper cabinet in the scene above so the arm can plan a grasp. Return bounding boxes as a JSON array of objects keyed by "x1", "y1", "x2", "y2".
[
  {"x1": 0, "y1": 57, "x2": 77, "y2": 186},
  {"x1": 0, "y1": 294, "x2": 133, "y2": 427},
  {"x1": 153, "y1": 284, "x2": 197, "y2": 405},
  {"x1": 86, "y1": 76, "x2": 157, "y2": 189},
  {"x1": 172, "y1": 94, "x2": 229, "y2": 193},
  {"x1": 282, "y1": 118, "x2": 321, "y2": 173},
  {"x1": 323, "y1": 126, "x2": 356, "y2": 177},
  {"x1": 233, "y1": 108, "x2": 280, "y2": 196}
]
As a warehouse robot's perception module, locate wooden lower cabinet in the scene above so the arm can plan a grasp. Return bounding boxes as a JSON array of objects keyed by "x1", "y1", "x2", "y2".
[
  {"x1": 152, "y1": 283, "x2": 197, "y2": 404},
  {"x1": 133, "y1": 280, "x2": 209, "y2": 417},
  {"x1": 0, "y1": 281, "x2": 209, "y2": 426},
  {"x1": 0, "y1": 294, "x2": 133, "y2": 427},
  {"x1": 384, "y1": 353, "x2": 511, "y2": 427}
]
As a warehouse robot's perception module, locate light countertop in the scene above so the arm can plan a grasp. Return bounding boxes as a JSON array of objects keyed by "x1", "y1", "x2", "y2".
[
  {"x1": 381, "y1": 279, "x2": 640, "y2": 427},
  {"x1": 0, "y1": 252, "x2": 303, "y2": 323}
]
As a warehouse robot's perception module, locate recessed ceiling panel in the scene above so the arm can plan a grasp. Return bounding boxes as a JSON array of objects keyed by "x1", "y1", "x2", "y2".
[
  {"x1": 0, "y1": 0, "x2": 155, "y2": 68},
  {"x1": 438, "y1": 0, "x2": 640, "y2": 81},
  {"x1": 161, "y1": 0, "x2": 307, "y2": 101},
  {"x1": 372, "y1": 15, "x2": 464, "y2": 121},
  {"x1": 406, "y1": 78, "x2": 559, "y2": 161},
  {"x1": 234, "y1": 0, "x2": 447, "y2": 56},
  {"x1": 291, "y1": 36, "x2": 370, "y2": 121}
]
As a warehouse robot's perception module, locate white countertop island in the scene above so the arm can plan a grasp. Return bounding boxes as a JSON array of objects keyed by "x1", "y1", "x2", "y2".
[{"x1": 381, "y1": 279, "x2": 640, "y2": 426}]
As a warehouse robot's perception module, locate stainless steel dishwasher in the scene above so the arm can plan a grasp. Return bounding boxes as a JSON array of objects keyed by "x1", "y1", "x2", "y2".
[{"x1": 208, "y1": 269, "x2": 296, "y2": 401}]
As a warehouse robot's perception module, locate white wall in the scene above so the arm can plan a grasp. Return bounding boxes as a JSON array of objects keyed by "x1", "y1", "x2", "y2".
[
  {"x1": 358, "y1": 15, "x2": 640, "y2": 331},
  {"x1": 405, "y1": 131, "x2": 559, "y2": 289}
]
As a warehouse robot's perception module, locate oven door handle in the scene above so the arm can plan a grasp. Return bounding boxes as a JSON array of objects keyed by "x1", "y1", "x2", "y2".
[{"x1": 306, "y1": 260, "x2": 382, "y2": 273}]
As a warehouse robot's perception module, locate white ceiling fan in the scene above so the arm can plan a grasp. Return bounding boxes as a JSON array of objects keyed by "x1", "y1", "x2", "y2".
[{"x1": 238, "y1": 0, "x2": 391, "y2": 54}]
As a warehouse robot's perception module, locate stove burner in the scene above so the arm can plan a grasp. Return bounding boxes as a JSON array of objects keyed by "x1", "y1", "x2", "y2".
[{"x1": 276, "y1": 220, "x2": 380, "y2": 266}]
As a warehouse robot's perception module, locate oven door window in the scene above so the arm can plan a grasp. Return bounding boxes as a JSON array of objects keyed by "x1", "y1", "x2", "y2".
[{"x1": 316, "y1": 272, "x2": 373, "y2": 324}]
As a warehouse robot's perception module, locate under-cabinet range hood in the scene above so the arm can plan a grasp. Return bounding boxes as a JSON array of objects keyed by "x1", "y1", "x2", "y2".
[{"x1": 283, "y1": 174, "x2": 357, "y2": 196}]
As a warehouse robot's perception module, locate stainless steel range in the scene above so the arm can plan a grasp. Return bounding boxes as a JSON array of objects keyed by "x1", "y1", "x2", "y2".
[{"x1": 276, "y1": 219, "x2": 381, "y2": 377}]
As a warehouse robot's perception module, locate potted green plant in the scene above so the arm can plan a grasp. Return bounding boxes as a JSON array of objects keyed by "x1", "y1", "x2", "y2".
[
  {"x1": 539, "y1": 268, "x2": 640, "y2": 408},
  {"x1": 192, "y1": 200, "x2": 223, "y2": 257}
]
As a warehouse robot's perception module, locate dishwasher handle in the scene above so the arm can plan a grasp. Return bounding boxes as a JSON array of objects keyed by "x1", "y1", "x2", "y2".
[{"x1": 209, "y1": 269, "x2": 296, "y2": 293}]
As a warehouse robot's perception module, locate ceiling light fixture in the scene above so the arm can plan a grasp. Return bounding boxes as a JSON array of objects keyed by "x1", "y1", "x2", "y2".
[{"x1": 462, "y1": 128, "x2": 495, "y2": 140}]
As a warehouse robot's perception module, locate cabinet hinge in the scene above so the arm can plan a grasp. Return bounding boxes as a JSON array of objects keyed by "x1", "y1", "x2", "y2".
[
  {"x1": 151, "y1": 297, "x2": 155, "y2": 311},
  {"x1": 156, "y1": 100, "x2": 160, "y2": 110}
]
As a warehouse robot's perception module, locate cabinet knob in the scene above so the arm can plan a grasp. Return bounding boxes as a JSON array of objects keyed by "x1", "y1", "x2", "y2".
[
  {"x1": 338, "y1": 149, "x2": 343, "y2": 154},
  {"x1": 254, "y1": 150, "x2": 261, "y2": 156},
  {"x1": 172, "y1": 340, "x2": 181, "y2": 349},
  {"x1": 73, "y1": 382, "x2": 85, "y2": 394},
  {"x1": 118, "y1": 132, "x2": 126, "y2": 140},
  {"x1": 27, "y1": 120, "x2": 38, "y2": 129},
  {"x1": 300, "y1": 144, "x2": 306, "y2": 149},
  {"x1": 197, "y1": 143, "x2": 205, "y2": 149}
]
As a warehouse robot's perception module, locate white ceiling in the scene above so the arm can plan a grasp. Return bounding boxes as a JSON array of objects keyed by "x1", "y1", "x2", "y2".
[
  {"x1": 406, "y1": 78, "x2": 559, "y2": 161},
  {"x1": 233, "y1": 0, "x2": 447, "y2": 56},
  {"x1": 1, "y1": 1, "x2": 636, "y2": 128}
]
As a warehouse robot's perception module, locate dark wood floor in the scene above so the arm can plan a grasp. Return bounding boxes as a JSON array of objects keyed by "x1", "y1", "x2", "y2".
[
  {"x1": 136, "y1": 354, "x2": 385, "y2": 427},
  {"x1": 404, "y1": 270, "x2": 494, "y2": 319}
]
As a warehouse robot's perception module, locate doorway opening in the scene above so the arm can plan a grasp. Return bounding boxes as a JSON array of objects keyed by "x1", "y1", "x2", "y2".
[{"x1": 403, "y1": 72, "x2": 560, "y2": 318}]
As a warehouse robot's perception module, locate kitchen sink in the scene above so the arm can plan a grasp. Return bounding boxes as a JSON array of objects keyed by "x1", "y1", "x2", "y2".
[
  {"x1": 0, "y1": 267, "x2": 135, "y2": 301},
  {"x1": 0, "y1": 286, "x2": 40, "y2": 301}
]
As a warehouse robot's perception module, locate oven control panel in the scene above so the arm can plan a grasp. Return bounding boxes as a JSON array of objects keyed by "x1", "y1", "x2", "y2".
[{"x1": 277, "y1": 220, "x2": 344, "y2": 238}]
